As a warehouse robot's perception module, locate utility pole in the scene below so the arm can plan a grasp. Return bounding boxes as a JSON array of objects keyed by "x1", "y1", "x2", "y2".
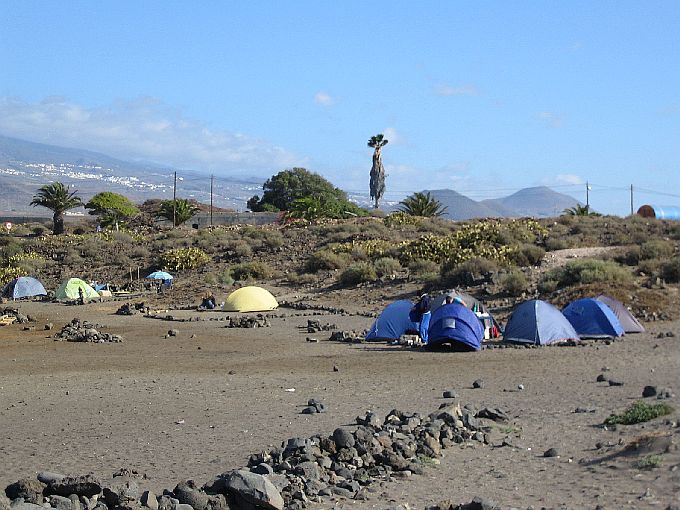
[
  {"x1": 173, "y1": 171, "x2": 177, "y2": 228},
  {"x1": 630, "y1": 184, "x2": 634, "y2": 216},
  {"x1": 586, "y1": 181, "x2": 590, "y2": 209},
  {"x1": 210, "y1": 174, "x2": 214, "y2": 226}
]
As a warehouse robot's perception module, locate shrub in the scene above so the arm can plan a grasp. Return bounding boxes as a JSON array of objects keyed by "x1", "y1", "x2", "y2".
[
  {"x1": 661, "y1": 257, "x2": 680, "y2": 283},
  {"x1": 384, "y1": 212, "x2": 423, "y2": 228},
  {"x1": 509, "y1": 244, "x2": 545, "y2": 267},
  {"x1": 604, "y1": 401, "x2": 674, "y2": 425},
  {"x1": 540, "y1": 259, "x2": 632, "y2": 289},
  {"x1": 286, "y1": 272, "x2": 317, "y2": 285},
  {"x1": 160, "y1": 247, "x2": 210, "y2": 271},
  {"x1": 441, "y1": 257, "x2": 499, "y2": 287},
  {"x1": 230, "y1": 262, "x2": 274, "y2": 281},
  {"x1": 217, "y1": 270, "x2": 235, "y2": 286},
  {"x1": 227, "y1": 240, "x2": 253, "y2": 258},
  {"x1": 373, "y1": 257, "x2": 402, "y2": 277},
  {"x1": 408, "y1": 259, "x2": 440, "y2": 278},
  {"x1": 0, "y1": 266, "x2": 27, "y2": 285},
  {"x1": 544, "y1": 237, "x2": 568, "y2": 251},
  {"x1": 501, "y1": 271, "x2": 528, "y2": 296},
  {"x1": 634, "y1": 455, "x2": 662, "y2": 470},
  {"x1": 339, "y1": 262, "x2": 377, "y2": 285},
  {"x1": 638, "y1": 258, "x2": 663, "y2": 276},
  {"x1": 305, "y1": 250, "x2": 351, "y2": 272},
  {"x1": 640, "y1": 240, "x2": 674, "y2": 260},
  {"x1": 616, "y1": 245, "x2": 641, "y2": 266}
]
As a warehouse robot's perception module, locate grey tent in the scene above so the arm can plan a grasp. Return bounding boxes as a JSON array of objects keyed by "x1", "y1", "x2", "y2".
[
  {"x1": 596, "y1": 295, "x2": 645, "y2": 333},
  {"x1": 431, "y1": 290, "x2": 485, "y2": 313},
  {"x1": 504, "y1": 299, "x2": 579, "y2": 345}
]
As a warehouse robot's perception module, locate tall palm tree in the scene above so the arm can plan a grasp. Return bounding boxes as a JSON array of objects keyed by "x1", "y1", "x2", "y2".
[
  {"x1": 397, "y1": 191, "x2": 448, "y2": 217},
  {"x1": 562, "y1": 204, "x2": 601, "y2": 217},
  {"x1": 157, "y1": 198, "x2": 200, "y2": 226},
  {"x1": 368, "y1": 133, "x2": 388, "y2": 209},
  {"x1": 30, "y1": 182, "x2": 83, "y2": 234}
]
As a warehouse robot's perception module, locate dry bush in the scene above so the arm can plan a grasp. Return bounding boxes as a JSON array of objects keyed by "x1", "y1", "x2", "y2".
[
  {"x1": 540, "y1": 258, "x2": 632, "y2": 290},
  {"x1": 226, "y1": 240, "x2": 253, "y2": 258},
  {"x1": 339, "y1": 262, "x2": 377, "y2": 285},
  {"x1": 661, "y1": 257, "x2": 680, "y2": 283},
  {"x1": 373, "y1": 257, "x2": 402, "y2": 277},
  {"x1": 441, "y1": 257, "x2": 499, "y2": 287},
  {"x1": 230, "y1": 261, "x2": 274, "y2": 281},
  {"x1": 640, "y1": 240, "x2": 674, "y2": 261},
  {"x1": 305, "y1": 250, "x2": 351, "y2": 273},
  {"x1": 509, "y1": 244, "x2": 546, "y2": 267},
  {"x1": 501, "y1": 271, "x2": 529, "y2": 296},
  {"x1": 286, "y1": 272, "x2": 317, "y2": 285}
]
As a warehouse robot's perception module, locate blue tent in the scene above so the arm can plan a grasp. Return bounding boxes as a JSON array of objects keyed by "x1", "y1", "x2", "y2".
[
  {"x1": 1, "y1": 276, "x2": 47, "y2": 300},
  {"x1": 504, "y1": 299, "x2": 579, "y2": 345},
  {"x1": 366, "y1": 300, "x2": 420, "y2": 341},
  {"x1": 563, "y1": 298, "x2": 624, "y2": 338},
  {"x1": 427, "y1": 303, "x2": 484, "y2": 351}
]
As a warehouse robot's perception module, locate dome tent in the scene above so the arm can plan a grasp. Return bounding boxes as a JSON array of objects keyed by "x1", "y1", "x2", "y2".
[
  {"x1": 596, "y1": 295, "x2": 644, "y2": 333},
  {"x1": 2, "y1": 276, "x2": 47, "y2": 300},
  {"x1": 427, "y1": 303, "x2": 484, "y2": 351},
  {"x1": 562, "y1": 298, "x2": 624, "y2": 338},
  {"x1": 223, "y1": 286, "x2": 278, "y2": 312},
  {"x1": 504, "y1": 299, "x2": 579, "y2": 345},
  {"x1": 55, "y1": 278, "x2": 99, "y2": 301},
  {"x1": 365, "y1": 300, "x2": 420, "y2": 341}
]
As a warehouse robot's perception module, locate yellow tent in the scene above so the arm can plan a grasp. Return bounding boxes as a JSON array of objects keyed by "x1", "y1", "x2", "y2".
[{"x1": 223, "y1": 286, "x2": 278, "y2": 312}]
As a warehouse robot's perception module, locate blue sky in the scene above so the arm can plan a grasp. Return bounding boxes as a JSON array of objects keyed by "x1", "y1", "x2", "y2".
[{"x1": 1, "y1": 1, "x2": 679, "y2": 214}]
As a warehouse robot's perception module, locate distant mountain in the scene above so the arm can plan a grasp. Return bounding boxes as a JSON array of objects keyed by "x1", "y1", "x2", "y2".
[
  {"x1": 481, "y1": 186, "x2": 580, "y2": 218},
  {"x1": 0, "y1": 134, "x2": 262, "y2": 213},
  {"x1": 425, "y1": 189, "x2": 505, "y2": 220}
]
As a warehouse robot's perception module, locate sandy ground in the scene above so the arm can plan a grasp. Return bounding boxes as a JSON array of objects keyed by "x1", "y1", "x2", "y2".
[{"x1": 0, "y1": 292, "x2": 679, "y2": 510}]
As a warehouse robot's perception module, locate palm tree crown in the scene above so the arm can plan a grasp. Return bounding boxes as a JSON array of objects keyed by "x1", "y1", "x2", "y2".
[
  {"x1": 562, "y1": 204, "x2": 601, "y2": 217},
  {"x1": 397, "y1": 191, "x2": 448, "y2": 217},
  {"x1": 157, "y1": 198, "x2": 200, "y2": 226},
  {"x1": 30, "y1": 182, "x2": 82, "y2": 234}
]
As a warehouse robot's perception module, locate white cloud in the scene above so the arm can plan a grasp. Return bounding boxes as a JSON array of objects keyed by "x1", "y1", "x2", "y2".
[
  {"x1": 314, "y1": 92, "x2": 335, "y2": 106},
  {"x1": 554, "y1": 174, "x2": 584, "y2": 185},
  {"x1": 433, "y1": 84, "x2": 479, "y2": 97},
  {"x1": 382, "y1": 127, "x2": 401, "y2": 145},
  {"x1": 0, "y1": 96, "x2": 299, "y2": 176},
  {"x1": 537, "y1": 111, "x2": 563, "y2": 128}
]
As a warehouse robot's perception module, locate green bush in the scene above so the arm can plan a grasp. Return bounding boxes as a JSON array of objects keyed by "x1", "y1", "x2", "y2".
[
  {"x1": 160, "y1": 247, "x2": 210, "y2": 271},
  {"x1": 0, "y1": 266, "x2": 27, "y2": 285},
  {"x1": 640, "y1": 240, "x2": 674, "y2": 261},
  {"x1": 305, "y1": 250, "x2": 352, "y2": 272},
  {"x1": 544, "y1": 237, "x2": 568, "y2": 251},
  {"x1": 227, "y1": 240, "x2": 253, "y2": 258},
  {"x1": 638, "y1": 258, "x2": 663, "y2": 276},
  {"x1": 286, "y1": 272, "x2": 317, "y2": 285},
  {"x1": 634, "y1": 455, "x2": 662, "y2": 470},
  {"x1": 230, "y1": 262, "x2": 274, "y2": 281},
  {"x1": 441, "y1": 257, "x2": 499, "y2": 286},
  {"x1": 509, "y1": 244, "x2": 545, "y2": 267},
  {"x1": 384, "y1": 212, "x2": 423, "y2": 228},
  {"x1": 501, "y1": 271, "x2": 528, "y2": 296},
  {"x1": 217, "y1": 270, "x2": 235, "y2": 286},
  {"x1": 661, "y1": 257, "x2": 680, "y2": 283},
  {"x1": 616, "y1": 245, "x2": 641, "y2": 266},
  {"x1": 540, "y1": 259, "x2": 632, "y2": 289},
  {"x1": 373, "y1": 257, "x2": 402, "y2": 277},
  {"x1": 604, "y1": 401, "x2": 674, "y2": 425},
  {"x1": 408, "y1": 259, "x2": 440, "y2": 278},
  {"x1": 339, "y1": 262, "x2": 377, "y2": 285}
]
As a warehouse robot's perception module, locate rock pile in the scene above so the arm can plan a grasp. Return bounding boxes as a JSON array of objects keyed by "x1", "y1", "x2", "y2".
[
  {"x1": 225, "y1": 315, "x2": 271, "y2": 328},
  {"x1": 53, "y1": 318, "x2": 123, "y2": 343},
  {"x1": 305, "y1": 320, "x2": 336, "y2": 333},
  {"x1": 115, "y1": 303, "x2": 147, "y2": 316},
  {"x1": 0, "y1": 307, "x2": 31, "y2": 324},
  {"x1": 4, "y1": 402, "x2": 510, "y2": 510},
  {"x1": 328, "y1": 330, "x2": 365, "y2": 343}
]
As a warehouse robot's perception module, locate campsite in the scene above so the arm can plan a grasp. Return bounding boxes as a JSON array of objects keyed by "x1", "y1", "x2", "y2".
[{"x1": 0, "y1": 213, "x2": 679, "y2": 510}]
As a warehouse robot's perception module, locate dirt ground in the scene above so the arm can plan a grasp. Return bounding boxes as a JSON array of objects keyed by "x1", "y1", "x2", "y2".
[{"x1": 0, "y1": 287, "x2": 678, "y2": 510}]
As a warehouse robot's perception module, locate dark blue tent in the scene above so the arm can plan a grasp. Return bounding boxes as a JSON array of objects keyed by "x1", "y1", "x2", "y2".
[
  {"x1": 504, "y1": 299, "x2": 579, "y2": 345},
  {"x1": 1, "y1": 276, "x2": 47, "y2": 300},
  {"x1": 563, "y1": 298, "x2": 624, "y2": 338},
  {"x1": 366, "y1": 300, "x2": 420, "y2": 340},
  {"x1": 427, "y1": 303, "x2": 484, "y2": 351}
]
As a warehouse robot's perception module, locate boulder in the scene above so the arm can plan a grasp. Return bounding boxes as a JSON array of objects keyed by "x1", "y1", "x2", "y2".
[
  {"x1": 222, "y1": 471, "x2": 283, "y2": 510},
  {"x1": 5, "y1": 479, "x2": 46, "y2": 504},
  {"x1": 47, "y1": 475, "x2": 102, "y2": 498}
]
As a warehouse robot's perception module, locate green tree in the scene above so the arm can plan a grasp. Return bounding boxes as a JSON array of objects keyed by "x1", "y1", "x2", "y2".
[
  {"x1": 247, "y1": 168, "x2": 348, "y2": 212},
  {"x1": 562, "y1": 204, "x2": 601, "y2": 217},
  {"x1": 157, "y1": 198, "x2": 200, "y2": 226},
  {"x1": 85, "y1": 192, "x2": 139, "y2": 230},
  {"x1": 397, "y1": 191, "x2": 448, "y2": 217},
  {"x1": 368, "y1": 134, "x2": 388, "y2": 209},
  {"x1": 30, "y1": 182, "x2": 82, "y2": 235}
]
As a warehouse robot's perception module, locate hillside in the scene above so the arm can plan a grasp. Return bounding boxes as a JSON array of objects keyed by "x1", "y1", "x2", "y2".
[{"x1": 481, "y1": 186, "x2": 580, "y2": 217}]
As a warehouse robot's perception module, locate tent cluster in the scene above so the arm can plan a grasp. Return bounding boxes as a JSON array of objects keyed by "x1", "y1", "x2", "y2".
[{"x1": 366, "y1": 292, "x2": 643, "y2": 351}]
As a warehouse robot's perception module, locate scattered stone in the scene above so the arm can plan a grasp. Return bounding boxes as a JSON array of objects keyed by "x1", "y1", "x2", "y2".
[
  {"x1": 643, "y1": 385, "x2": 658, "y2": 398},
  {"x1": 46, "y1": 474, "x2": 102, "y2": 498},
  {"x1": 332, "y1": 427, "x2": 355, "y2": 449},
  {"x1": 517, "y1": 384, "x2": 524, "y2": 390},
  {"x1": 332, "y1": 364, "x2": 339, "y2": 372},
  {"x1": 543, "y1": 448, "x2": 559, "y2": 458},
  {"x1": 44, "y1": 323, "x2": 54, "y2": 331},
  {"x1": 140, "y1": 491, "x2": 158, "y2": 510},
  {"x1": 472, "y1": 379, "x2": 484, "y2": 389},
  {"x1": 608, "y1": 379, "x2": 624, "y2": 387},
  {"x1": 225, "y1": 315, "x2": 271, "y2": 328},
  {"x1": 168, "y1": 329, "x2": 179, "y2": 337},
  {"x1": 596, "y1": 374, "x2": 607, "y2": 382},
  {"x1": 443, "y1": 390, "x2": 458, "y2": 399},
  {"x1": 476, "y1": 407, "x2": 509, "y2": 423}
]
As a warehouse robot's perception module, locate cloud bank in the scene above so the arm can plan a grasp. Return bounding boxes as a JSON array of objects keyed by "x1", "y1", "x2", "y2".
[{"x1": 0, "y1": 97, "x2": 299, "y2": 176}]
